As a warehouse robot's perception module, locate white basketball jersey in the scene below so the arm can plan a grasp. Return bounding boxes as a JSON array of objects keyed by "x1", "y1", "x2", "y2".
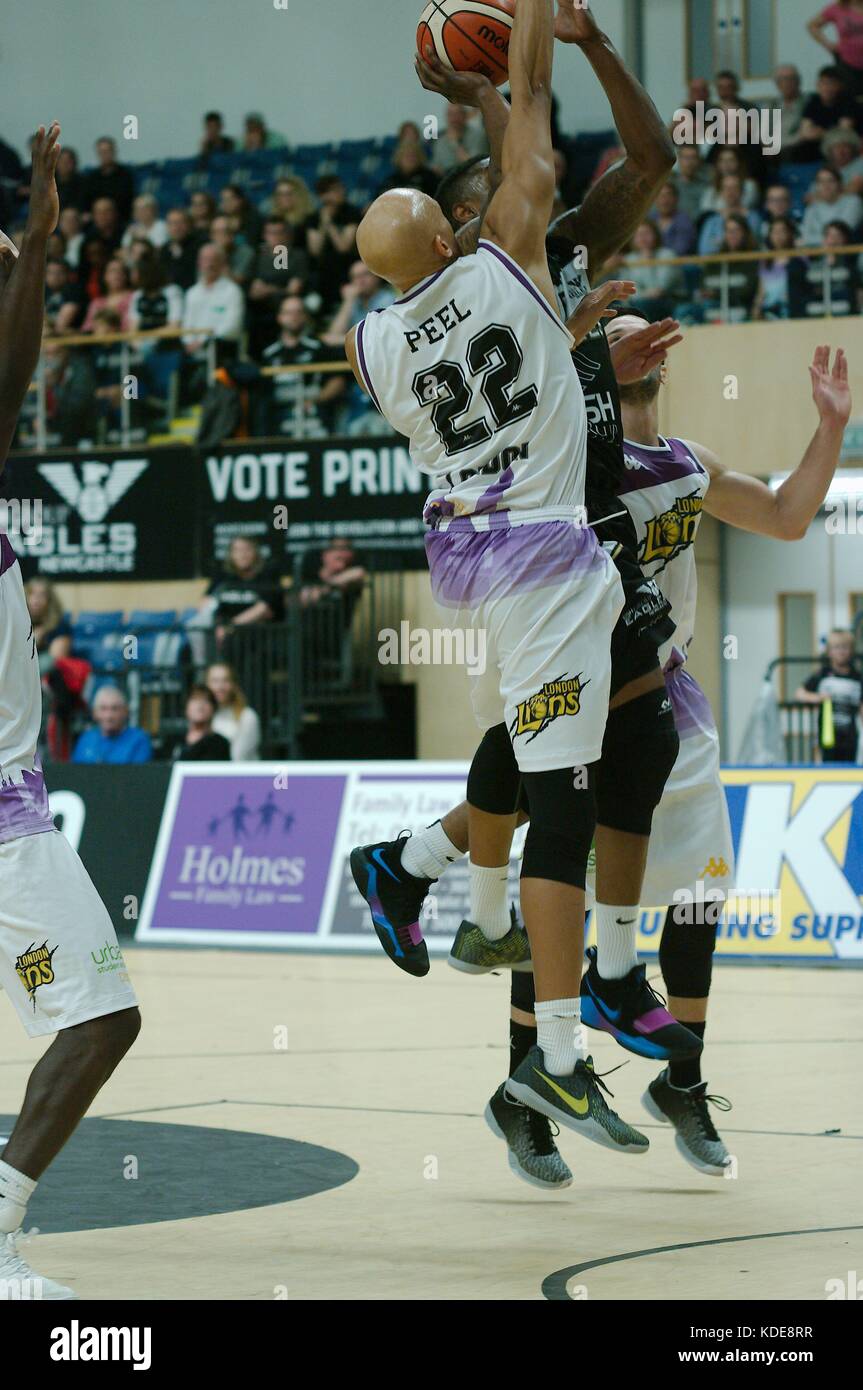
[
  {"x1": 355, "y1": 240, "x2": 586, "y2": 521},
  {"x1": 0, "y1": 535, "x2": 55, "y2": 843},
  {"x1": 616, "y1": 436, "x2": 710, "y2": 666}
]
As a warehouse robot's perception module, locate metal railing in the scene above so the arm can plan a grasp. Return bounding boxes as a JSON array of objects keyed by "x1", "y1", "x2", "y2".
[{"x1": 765, "y1": 654, "x2": 862, "y2": 764}]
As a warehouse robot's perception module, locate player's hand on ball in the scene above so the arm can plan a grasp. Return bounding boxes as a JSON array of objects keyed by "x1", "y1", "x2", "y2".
[
  {"x1": 26, "y1": 123, "x2": 61, "y2": 240},
  {"x1": 566, "y1": 281, "x2": 636, "y2": 346},
  {"x1": 610, "y1": 317, "x2": 684, "y2": 384},
  {"x1": 554, "y1": 1, "x2": 601, "y2": 45},
  {"x1": 415, "y1": 51, "x2": 493, "y2": 106},
  {"x1": 809, "y1": 346, "x2": 851, "y2": 427}
]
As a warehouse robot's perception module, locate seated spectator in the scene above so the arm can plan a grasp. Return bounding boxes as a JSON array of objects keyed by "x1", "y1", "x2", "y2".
[
  {"x1": 82, "y1": 257, "x2": 133, "y2": 332},
  {"x1": 129, "y1": 252, "x2": 184, "y2": 332},
  {"x1": 323, "y1": 259, "x2": 395, "y2": 345},
  {"x1": 378, "y1": 140, "x2": 440, "y2": 198},
  {"x1": 206, "y1": 663, "x2": 262, "y2": 761},
  {"x1": 45, "y1": 257, "x2": 86, "y2": 332},
  {"x1": 72, "y1": 686, "x2": 153, "y2": 765},
  {"x1": 808, "y1": 4, "x2": 863, "y2": 101},
  {"x1": 59, "y1": 206, "x2": 84, "y2": 268},
  {"x1": 617, "y1": 219, "x2": 682, "y2": 321},
  {"x1": 822, "y1": 125, "x2": 863, "y2": 193},
  {"x1": 670, "y1": 145, "x2": 712, "y2": 223},
  {"x1": 89, "y1": 307, "x2": 127, "y2": 425},
  {"x1": 25, "y1": 577, "x2": 84, "y2": 759},
  {"x1": 304, "y1": 177, "x2": 361, "y2": 310},
  {"x1": 267, "y1": 176, "x2": 314, "y2": 249},
  {"x1": 218, "y1": 184, "x2": 262, "y2": 246},
  {"x1": 79, "y1": 238, "x2": 110, "y2": 306},
  {"x1": 697, "y1": 174, "x2": 762, "y2": 255},
  {"x1": 300, "y1": 537, "x2": 367, "y2": 617},
  {"x1": 242, "y1": 112, "x2": 286, "y2": 151},
  {"x1": 82, "y1": 196, "x2": 122, "y2": 256},
  {"x1": 42, "y1": 337, "x2": 98, "y2": 443},
  {"x1": 793, "y1": 65, "x2": 859, "y2": 162},
  {"x1": 773, "y1": 64, "x2": 809, "y2": 158},
  {"x1": 795, "y1": 627, "x2": 863, "y2": 761},
  {"x1": 699, "y1": 150, "x2": 761, "y2": 212},
  {"x1": 791, "y1": 218, "x2": 861, "y2": 315},
  {"x1": 82, "y1": 138, "x2": 135, "y2": 222},
  {"x1": 247, "y1": 217, "x2": 313, "y2": 357},
  {"x1": 55, "y1": 147, "x2": 85, "y2": 212},
  {"x1": 161, "y1": 207, "x2": 200, "y2": 291},
  {"x1": 199, "y1": 110, "x2": 234, "y2": 158},
  {"x1": 174, "y1": 685, "x2": 232, "y2": 761},
  {"x1": 258, "y1": 295, "x2": 346, "y2": 437},
  {"x1": 209, "y1": 213, "x2": 256, "y2": 287},
  {"x1": 189, "y1": 190, "x2": 217, "y2": 238},
  {"x1": 759, "y1": 183, "x2": 799, "y2": 238},
  {"x1": 432, "y1": 104, "x2": 489, "y2": 174},
  {"x1": 800, "y1": 164, "x2": 863, "y2": 242},
  {"x1": 652, "y1": 182, "x2": 695, "y2": 254},
  {"x1": 700, "y1": 214, "x2": 761, "y2": 323},
  {"x1": 26, "y1": 577, "x2": 72, "y2": 671},
  {"x1": 670, "y1": 77, "x2": 711, "y2": 145},
  {"x1": 121, "y1": 194, "x2": 168, "y2": 252},
  {"x1": 182, "y1": 243, "x2": 245, "y2": 361},
  {"x1": 202, "y1": 537, "x2": 284, "y2": 644},
  {"x1": 754, "y1": 215, "x2": 801, "y2": 319}
]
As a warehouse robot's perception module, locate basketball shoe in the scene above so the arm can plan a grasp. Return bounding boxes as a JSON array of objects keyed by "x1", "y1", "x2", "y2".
[
  {"x1": 580, "y1": 947, "x2": 703, "y2": 1061},
  {"x1": 448, "y1": 907, "x2": 531, "y2": 973},
  {"x1": 506, "y1": 1047, "x2": 649, "y2": 1153},
  {"x1": 485, "y1": 1083, "x2": 572, "y2": 1189},
  {"x1": 349, "y1": 835, "x2": 432, "y2": 977},
  {"x1": 0, "y1": 1230, "x2": 76, "y2": 1300},
  {"x1": 643, "y1": 1068, "x2": 733, "y2": 1176}
]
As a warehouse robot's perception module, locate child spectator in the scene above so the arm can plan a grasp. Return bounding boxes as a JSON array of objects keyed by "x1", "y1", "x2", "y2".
[{"x1": 796, "y1": 628, "x2": 863, "y2": 761}]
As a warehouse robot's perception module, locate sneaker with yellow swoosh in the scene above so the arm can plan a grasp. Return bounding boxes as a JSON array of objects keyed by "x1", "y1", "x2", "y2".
[{"x1": 505, "y1": 1047, "x2": 649, "y2": 1153}]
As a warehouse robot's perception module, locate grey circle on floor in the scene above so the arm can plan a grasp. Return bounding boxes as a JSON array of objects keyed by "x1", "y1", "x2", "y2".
[{"x1": 0, "y1": 1115, "x2": 358, "y2": 1233}]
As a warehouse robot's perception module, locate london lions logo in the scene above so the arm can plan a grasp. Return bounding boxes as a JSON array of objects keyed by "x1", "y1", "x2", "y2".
[
  {"x1": 511, "y1": 674, "x2": 589, "y2": 745},
  {"x1": 38, "y1": 460, "x2": 148, "y2": 522},
  {"x1": 15, "y1": 941, "x2": 58, "y2": 1011},
  {"x1": 639, "y1": 490, "x2": 703, "y2": 569}
]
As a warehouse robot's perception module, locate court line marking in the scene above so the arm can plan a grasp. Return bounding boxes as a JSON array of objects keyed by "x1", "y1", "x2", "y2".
[{"x1": 542, "y1": 1224, "x2": 863, "y2": 1300}]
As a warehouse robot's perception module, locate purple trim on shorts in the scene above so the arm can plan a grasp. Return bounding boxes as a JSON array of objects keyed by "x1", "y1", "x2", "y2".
[
  {"x1": 474, "y1": 467, "x2": 515, "y2": 515},
  {"x1": 478, "y1": 241, "x2": 572, "y2": 339},
  {"x1": 617, "y1": 437, "x2": 705, "y2": 496},
  {"x1": 425, "y1": 518, "x2": 603, "y2": 607},
  {"x1": 665, "y1": 663, "x2": 716, "y2": 741},
  {"x1": 0, "y1": 758, "x2": 55, "y2": 844},
  {"x1": 0, "y1": 532, "x2": 17, "y2": 579},
  {"x1": 355, "y1": 319, "x2": 382, "y2": 413}
]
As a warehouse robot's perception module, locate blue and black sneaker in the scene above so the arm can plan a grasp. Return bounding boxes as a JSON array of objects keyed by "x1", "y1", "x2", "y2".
[
  {"x1": 580, "y1": 946, "x2": 703, "y2": 1061},
  {"x1": 349, "y1": 835, "x2": 432, "y2": 977}
]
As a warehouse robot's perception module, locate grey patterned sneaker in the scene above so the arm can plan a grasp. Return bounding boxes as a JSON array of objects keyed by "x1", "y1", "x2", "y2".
[
  {"x1": 484, "y1": 1083, "x2": 573, "y2": 1190},
  {"x1": 506, "y1": 1047, "x2": 649, "y2": 1154},
  {"x1": 448, "y1": 907, "x2": 532, "y2": 974},
  {"x1": 643, "y1": 1068, "x2": 732, "y2": 1177}
]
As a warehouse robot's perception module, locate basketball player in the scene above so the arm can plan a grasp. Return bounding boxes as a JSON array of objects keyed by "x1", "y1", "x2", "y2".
[
  {"x1": 346, "y1": 0, "x2": 652, "y2": 1152},
  {"x1": 0, "y1": 125, "x2": 141, "y2": 1300},
  {"x1": 352, "y1": 1, "x2": 700, "y2": 1126}
]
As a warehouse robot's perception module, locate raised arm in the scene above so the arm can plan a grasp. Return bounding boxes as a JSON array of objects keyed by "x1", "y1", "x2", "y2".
[
  {"x1": 0, "y1": 124, "x2": 61, "y2": 469},
  {"x1": 807, "y1": 11, "x2": 839, "y2": 58},
  {"x1": 698, "y1": 347, "x2": 850, "y2": 540},
  {"x1": 480, "y1": 0, "x2": 558, "y2": 303},
  {"x1": 551, "y1": 4, "x2": 675, "y2": 273}
]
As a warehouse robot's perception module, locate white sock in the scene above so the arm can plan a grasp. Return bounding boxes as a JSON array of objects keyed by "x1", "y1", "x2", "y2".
[
  {"x1": 468, "y1": 862, "x2": 511, "y2": 940},
  {"x1": 594, "y1": 903, "x2": 640, "y2": 979},
  {"x1": 0, "y1": 1161, "x2": 36, "y2": 1234},
  {"x1": 535, "y1": 998, "x2": 585, "y2": 1075},
  {"x1": 400, "y1": 821, "x2": 464, "y2": 881}
]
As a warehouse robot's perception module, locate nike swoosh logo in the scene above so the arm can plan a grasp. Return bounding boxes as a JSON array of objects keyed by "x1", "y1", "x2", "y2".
[
  {"x1": 371, "y1": 848, "x2": 401, "y2": 883},
  {"x1": 534, "y1": 1068, "x2": 589, "y2": 1116},
  {"x1": 615, "y1": 917, "x2": 637, "y2": 926}
]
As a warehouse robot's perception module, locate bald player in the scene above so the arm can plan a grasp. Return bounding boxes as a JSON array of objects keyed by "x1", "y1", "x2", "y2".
[{"x1": 346, "y1": 0, "x2": 649, "y2": 1153}]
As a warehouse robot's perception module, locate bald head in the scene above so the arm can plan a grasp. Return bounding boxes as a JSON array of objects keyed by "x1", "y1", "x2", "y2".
[{"x1": 357, "y1": 188, "x2": 458, "y2": 292}]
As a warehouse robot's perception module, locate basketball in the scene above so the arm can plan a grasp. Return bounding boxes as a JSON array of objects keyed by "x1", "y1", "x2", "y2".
[{"x1": 417, "y1": 0, "x2": 517, "y2": 87}]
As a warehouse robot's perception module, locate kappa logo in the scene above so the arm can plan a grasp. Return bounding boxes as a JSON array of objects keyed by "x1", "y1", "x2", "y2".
[
  {"x1": 624, "y1": 452, "x2": 646, "y2": 471},
  {"x1": 703, "y1": 856, "x2": 730, "y2": 878},
  {"x1": 511, "y1": 674, "x2": 589, "y2": 745},
  {"x1": 15, "y1": 941, "x2": 58, "y2": 1010},
  {"x1": 639, "y1": 490, "x2": 703, "y2": 569},
  {"x1": 39, "y1": 460, "x2": 148, "y2": 523}
]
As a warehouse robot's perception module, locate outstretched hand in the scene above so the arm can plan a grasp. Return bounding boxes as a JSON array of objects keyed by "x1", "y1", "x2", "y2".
[
  {"x1": 554, "y1": 1, "x2": 601, "y2": 45},
  {"x1": 26, "y1": 123, "x2": 61, "y2": 241},
  {"x1": 566, "y1": 280, "x2": 636, "y2": 346},
  {"x1": 609, "y1": 317, "x2": 683, "y2": 384},
  {"x1": 809, "y1": 346, "x2": 851, "y2": 428},
  {"x1": 415, "y1": 50, "x2": 493, "y2": 107}
]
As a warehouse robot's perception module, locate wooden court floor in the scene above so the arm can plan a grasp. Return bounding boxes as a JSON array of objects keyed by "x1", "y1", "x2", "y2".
[{"x1": 2, "y1": 949, "x2": 862, "y2": 1301}]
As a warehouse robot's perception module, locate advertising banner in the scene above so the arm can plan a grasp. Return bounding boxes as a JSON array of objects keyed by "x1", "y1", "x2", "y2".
[{"x1": 137, "y1": 762, "x2": 863, "y2": 963}]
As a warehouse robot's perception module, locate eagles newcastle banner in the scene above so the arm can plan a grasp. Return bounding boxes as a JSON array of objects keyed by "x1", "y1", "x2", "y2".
[
  {"x1": 198, "y1": 436, "x2": 427, "y2": 570},
  {"x1": 137, "y1": 761, "x2": 863, "y2": 962},
  {"x1": 5, "y1": 448, "x2": 198, "y2": 581}
]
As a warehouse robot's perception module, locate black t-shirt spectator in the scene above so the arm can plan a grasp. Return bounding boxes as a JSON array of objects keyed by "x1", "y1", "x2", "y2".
[
  {"x1": 57, "y1": 171, "x2": 86, "y2": 213},
  {"x1": 258, "y1": 334, "x2": 343, "y2": 434},
  {"x1": 45, "y1": 280, "x2": 86, "y2": 327},
  {"x1": 304, "y1": 202, "x2": 360, "y2": 308},
  {"x1": 803, "y1": 662, "x2": 863, "y2": 759},
  {"x1": 789, "y1": 255, "x2": 861, "y2": 317},
  {"x1": 174, "y1": 732, "x2": 232, "y2": 761},
  {"x1": 82, "y1": 163, "x2": 135, "y2": 222},
  {"x1": 206, "y1": 565, "x2": 284, "y2": 623},
  {"x1": 160, "y1": 236, "x2": 201, "y2": 291},
  {"x1": 795, "y1": 94, "x2": 859, "y2": 162},
  {"x1": 377, "y1": 167, "x2": 440, "y2": 198}
]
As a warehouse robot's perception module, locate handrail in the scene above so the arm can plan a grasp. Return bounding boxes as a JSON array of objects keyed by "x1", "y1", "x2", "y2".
[
  {"x1": 44, "y1": 325, "x2": 214, "y2": 348},
  {"x1": 614, "y1": 242, "x2": 863, "y2": 270}
]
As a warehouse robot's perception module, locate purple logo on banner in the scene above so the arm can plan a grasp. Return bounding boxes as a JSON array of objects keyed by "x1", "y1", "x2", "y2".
[{"x1": 149, "y1": 773, "x2": 347, "y2": 935}]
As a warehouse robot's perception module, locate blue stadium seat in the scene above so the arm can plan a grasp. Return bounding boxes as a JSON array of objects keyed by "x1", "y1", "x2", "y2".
[
  {"x1": 126, "y1": 610, "x2": 178, "y2": 630},
  {"x1": 779, "y1": 162, "x2": 820, "y2": 213}
]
